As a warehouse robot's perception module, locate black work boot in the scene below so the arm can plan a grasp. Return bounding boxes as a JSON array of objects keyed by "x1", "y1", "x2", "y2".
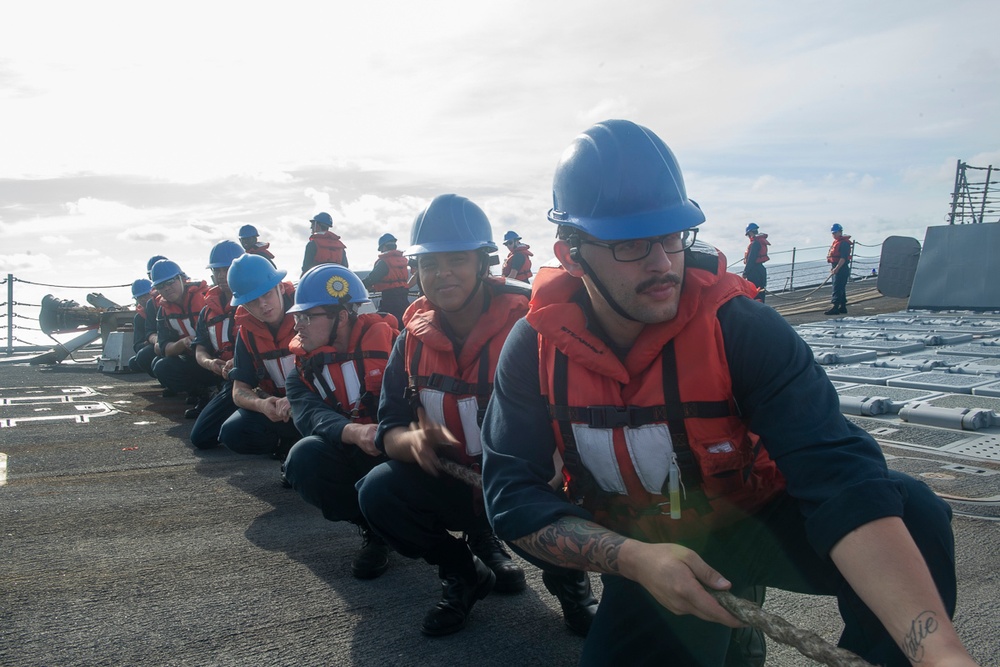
[
  {"x1": 823, "y1": 306, "x2": 841, "y2": 316},
  {"x1": 184, "y1": 395, "x2": 209, "y2": 419},
  {"x1": 351, "y1": 524, "x2": 390, "y2": 580},
  {"x1": 421, "y1": 556, "x2": 495, "y2": 637},
  {"x1": 542, "y1": 569, "x2": 599, "y2": 637},
  {"x1": 723, "y1": 586, "x2": 767, "y2": 667},
  {"x1": 465, "y1": 529, "x2": 526, "y2": 593}
]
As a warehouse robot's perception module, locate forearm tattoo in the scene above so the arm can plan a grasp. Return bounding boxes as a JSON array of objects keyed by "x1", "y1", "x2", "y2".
[
  {"x1": 513, "y1": 516, "x2": 626, "y2": 574},
  {"x1": 901, "y1": 610, "x2": 939, "y2": 662}
]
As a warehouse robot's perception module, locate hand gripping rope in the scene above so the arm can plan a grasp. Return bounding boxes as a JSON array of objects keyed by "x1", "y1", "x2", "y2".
[{"x1": 437, "y1": 458, "x2": 876, "y2": 667}]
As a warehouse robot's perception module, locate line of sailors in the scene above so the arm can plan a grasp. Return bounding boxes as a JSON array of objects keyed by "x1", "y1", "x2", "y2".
[{"x1": 123, "y1": 204, "x2": 571, "y2": 641}]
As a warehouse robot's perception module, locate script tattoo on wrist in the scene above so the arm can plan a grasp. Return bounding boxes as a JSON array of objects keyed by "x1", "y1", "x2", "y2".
[
  {"x1": 901, "y1": 610, "x2": 939, "y2": 662},
  {"x1": 517, "y1": 517, "x2": 625, "y2": 573}
]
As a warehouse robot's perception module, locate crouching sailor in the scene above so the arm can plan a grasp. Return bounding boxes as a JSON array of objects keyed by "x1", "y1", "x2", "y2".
[{"x1": 283, "y1": 264, "x2": 399, "y2": 579}]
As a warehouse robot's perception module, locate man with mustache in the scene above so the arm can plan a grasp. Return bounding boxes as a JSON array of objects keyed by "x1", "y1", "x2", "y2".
[{"x1": 481, "y1": 120, "x2": 974, "y2": 667}]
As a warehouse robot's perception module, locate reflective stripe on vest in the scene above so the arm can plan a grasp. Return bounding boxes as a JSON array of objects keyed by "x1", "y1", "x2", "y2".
[{"x1": 408, "y1": 339, "x2": 491, "y2": 459}]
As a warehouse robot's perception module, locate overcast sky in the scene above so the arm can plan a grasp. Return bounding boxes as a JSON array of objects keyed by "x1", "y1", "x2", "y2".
[{"x1": 2, "y1": 1, "x2": 999, "y2": 343}]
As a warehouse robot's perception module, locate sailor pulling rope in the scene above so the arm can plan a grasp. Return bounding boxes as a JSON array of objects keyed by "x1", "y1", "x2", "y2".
[{"x1": 437, "y1": 458, "x2": 876, "y2": 667}]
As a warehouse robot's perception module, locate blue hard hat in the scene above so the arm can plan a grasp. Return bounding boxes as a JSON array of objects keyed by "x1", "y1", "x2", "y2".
[
  {"x1": 131, "y1": 279, "x2": 153, "y2": 299},
  {"x1": 547, "y1": 119, "x2": 705, "y2": 241},
  {"x1": 228, "y1": 254, "x2": 288, "y2": 306},
  {"x1": 377, "y1": 233, "x2": 397, "y2": 248},
  {"x1": 146, "y1": 255, "x2": 168, "y2": 275},
  {"x1": 289, "y1": 264, "x2": 370, "y2": 313},
  {"x1": 745, "y1": 223, "x2": 759, "y2": 234},
  {"x1": 310, "y1": 212, "x2": 333, "y2": 227},
  {"x1": 407, "y1": 194, "x2": 498, "y2": 256},
  {"x1": 503, "y1": 230, "x2": 521, "y2": 244},
  {"x1": 207, "y1": 240, "x2": 245, "y2": 269},
  {"x1": 831, "y1": 223, "x2": 843, "y2": 233},
  {"x1": 150, "y1": 260, "x2": 183, "y2": 287},
  {"x1": 238, "y1": 224, "x2": 259, "y2": 239}
]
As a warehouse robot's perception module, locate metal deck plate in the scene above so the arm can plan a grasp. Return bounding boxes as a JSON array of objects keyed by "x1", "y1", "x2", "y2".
[
  {"x1": 838, "y1": 384, "x2": 941, "y2": 402},
  {"x1": 848, "y1": 416, "x2": 1000, "y2": 461},
  {"x1": 825, "y1": 366, "x2": 917, "y2": 384},
  {"x1": 936, "y1": 341, "x2": 1000, "y2": 358},
  {"x1": 886, "y1": 372, "x2": 998, "y2": 394},
  {"x1": 925, "y1": 394, "x2": 1000, "y2": 413},
  {"x1": 972, "y1": 380, "x2": 1000, "y2": 397}
]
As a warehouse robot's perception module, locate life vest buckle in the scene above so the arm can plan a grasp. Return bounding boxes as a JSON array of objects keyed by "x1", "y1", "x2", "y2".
[{"x1": 586, "y1": 405, "x2": 643, "y2": 429}]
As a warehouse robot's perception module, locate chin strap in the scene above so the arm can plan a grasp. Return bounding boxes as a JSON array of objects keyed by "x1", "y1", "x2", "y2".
[{"x1": 568, "y1": 237, "x2": 639, "y2": 323}]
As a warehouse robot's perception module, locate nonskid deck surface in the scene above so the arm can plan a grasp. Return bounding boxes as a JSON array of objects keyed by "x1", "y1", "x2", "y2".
[{"x1": 1, "y1": 316, "x2": 996, "y2": 665}]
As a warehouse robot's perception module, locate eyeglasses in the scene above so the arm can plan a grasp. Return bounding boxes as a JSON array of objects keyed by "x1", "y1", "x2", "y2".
[
  {"x1": 153, "y1": 275, "x2": 182, "y2": 289},
  {"x1": 580, "y1": 229, "x2": 698, "y2": 262},
  {"x1": 292, "y1": 311, "x2": 330, "y2": 326}
]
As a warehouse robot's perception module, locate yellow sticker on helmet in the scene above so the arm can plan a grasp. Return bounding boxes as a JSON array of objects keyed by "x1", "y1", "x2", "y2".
[{"x1": 326, "y1": 276, "x2": 349, "y2": 299}]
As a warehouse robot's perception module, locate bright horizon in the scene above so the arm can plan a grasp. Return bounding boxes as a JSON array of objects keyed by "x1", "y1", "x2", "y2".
[{"x1": 2, "y1": 1, "x2": 999, "y2": 344}]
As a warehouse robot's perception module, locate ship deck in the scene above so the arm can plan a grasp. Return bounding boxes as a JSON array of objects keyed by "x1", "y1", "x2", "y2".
[{"x1": 1, "y1": 281, "x2": 996, "y2": 666}]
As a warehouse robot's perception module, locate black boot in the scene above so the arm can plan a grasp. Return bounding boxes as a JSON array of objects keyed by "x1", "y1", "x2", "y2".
[
  {"x1": 421, "y1": 556, "x2": 495, "y2": 636},
  {"x1": 723, "y1": 586, "x2": 767, "y2": 667},
  {"x1": 465, "y1": 529, "x2": 526, "y2": 593},
  {"x1": 823, "y1": 306, "x2": 841, "y2": 316},
  {"x1": 542, "y1": 569, "x2": 599, "y2": 637},
  {"x1": 184, "y1": 395, "x2": 209, "y2": 419},
  {"x1": 351, "y1": 523, "x2": 390, "y2": 580}
]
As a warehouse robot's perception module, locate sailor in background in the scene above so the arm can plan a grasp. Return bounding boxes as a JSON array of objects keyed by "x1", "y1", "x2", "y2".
[
  {"x1": 238, "y1": 224, "x2": 276, "y2": 266},
  {"x1": 741, "y1": 222, "x2": 769, "y2": 303},
  {"x1": 301, "y1": 212, "x2": 348, "y2": 275},
  {"x1": 363, "y1": 233, "x2": 411, "y2": 327},
  {"x1": 825, "y1": 223, "x2": 852, "y2": 315},
  {"x1": 149, "y1": 259, "x2": 218, "y2": 406},
  {"x1": 188, "y1": 241, "x2": 244, "y2": 444},
  {"x1": 501, "y1": 230, "x2": 533, "y2": 282}
]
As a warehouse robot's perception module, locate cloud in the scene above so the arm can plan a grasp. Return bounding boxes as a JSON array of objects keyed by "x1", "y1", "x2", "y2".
[{"x1": 0, "y1": 252, "x2": 52, "y2": 273}]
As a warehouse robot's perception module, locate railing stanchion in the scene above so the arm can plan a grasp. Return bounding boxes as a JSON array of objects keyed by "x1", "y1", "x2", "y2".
[{"x1": 6, "y1": 274, "x2": 13, "y2": 357}]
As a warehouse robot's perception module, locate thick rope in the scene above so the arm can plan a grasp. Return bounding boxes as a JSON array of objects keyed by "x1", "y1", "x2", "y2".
[
  {"x1": 708, "y1": 590, "x2": 874, "y2": 666},
  {"x1": 438, "y1": 458, "x2": 875, "y2": 667}
]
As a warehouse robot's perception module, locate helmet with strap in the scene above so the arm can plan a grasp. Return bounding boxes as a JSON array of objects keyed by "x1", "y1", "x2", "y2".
[
  {"x1": 228, "y1": 254, "x2": 288, "y2": 306},
  {"x1": 289, "y1": 264, "x2": 370, "y2": 313}
]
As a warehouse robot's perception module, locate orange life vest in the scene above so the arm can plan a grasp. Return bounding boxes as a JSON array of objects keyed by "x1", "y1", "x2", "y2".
[
  {"x1": 403, "y1": 279, "x2": 529, "y2": 468},
  {"x1": 502, "y1": 245, "x2": 533, "y2": 281},
  {"x1": 158, "y1": 281, "x2": 210, "y2": 339},
  {"x1": 308, "y1": 231, "x2": 346, "y2": 266},
  {"x1": 246, "y1": 243, "x2": 275, "y2": 260},
  {"x1": 527, "y1": 250, "x2": 785, "y2": 544},
  {"x1": 827, "y1": 236, "x2": 852, "y2": 264},
  {"x1": 289, "y1": 313, "x2": 399, "y2": 423},
  {"x1": 198, "y1": 286, "x2": 238, "y2": 361},
  {"x1": 743, "y1": 234, "x2": 770, "y2": 264},
  {"x1": 234, "y1": 282, "x2": 297, "y2": 396},
  {"x1": 371, "y1": 250, "x2": 410, "y2": 292}
]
